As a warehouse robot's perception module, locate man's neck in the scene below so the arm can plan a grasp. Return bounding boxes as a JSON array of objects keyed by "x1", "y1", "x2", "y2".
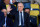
[{"x1": 19, "y1": 10, "x2": 23, "y2": 12}]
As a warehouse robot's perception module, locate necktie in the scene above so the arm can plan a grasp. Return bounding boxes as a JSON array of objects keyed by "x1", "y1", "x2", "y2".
[
  {"x1": 21, "y1": 12, "x2": 24, "y2": 27},
  {"x1": 19, "y1": 11, "x2": 21, "y2": 26},
  {"x1": 21, "y1": 12, "x2": 23, "y2": 27},
  {"x1": 19, "y1": 11, "x2": 24, "y2": 26}
]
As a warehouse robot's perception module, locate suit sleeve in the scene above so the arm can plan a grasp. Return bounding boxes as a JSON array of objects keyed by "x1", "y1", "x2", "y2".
[{"x1": 7, "y1": 5, "x2": 16, "y2": 19}]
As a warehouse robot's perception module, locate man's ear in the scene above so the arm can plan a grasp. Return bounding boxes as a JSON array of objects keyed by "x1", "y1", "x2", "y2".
[{"x1": 23, "y1": 6, "x2": 24, "y2": 8}]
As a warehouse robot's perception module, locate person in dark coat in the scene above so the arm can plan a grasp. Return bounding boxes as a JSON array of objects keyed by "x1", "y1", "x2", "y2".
[{"x1": 14, "y1": 3, "x2": 30, "y2": 27}]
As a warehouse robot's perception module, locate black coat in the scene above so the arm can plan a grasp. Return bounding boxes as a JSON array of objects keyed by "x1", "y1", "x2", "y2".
[
  {"x1": 14, "y1": 11, "x2": 30, "y2": 27},
  {"x1": 6, "y1": 17, "x2": 14, "y2": 27}
]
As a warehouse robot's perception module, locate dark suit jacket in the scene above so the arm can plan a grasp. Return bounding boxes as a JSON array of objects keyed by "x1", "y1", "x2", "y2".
[
  {"x1": 7, "y1": 4, "x2": 17, "y2": 27},
  {"x1": 14, "y1": 11, "x2": 30, "y2": 27},
  {"x1": 29, "y1": 16, "x2": 37, "y2": 27},
  {"x1": 6, "y1": 17, "x2": 14, "y2": 27},
  {"x1": 0, "y1": 10, "x2": 5, "y2": 27}
]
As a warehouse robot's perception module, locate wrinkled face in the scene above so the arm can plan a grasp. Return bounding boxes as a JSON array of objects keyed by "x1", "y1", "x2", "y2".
[
  {"x1": 12, "y1": 0, "x2": 16, "y2": 3},
  {"x1": 25, "y1": 9, "x2": 30, "y2": 14},
  {"x1": 2, "y1": 9, "x2": 7, "y2": 17},
  {"x1": 18, "y1": 3, "x2": 24, "y2": 11}
]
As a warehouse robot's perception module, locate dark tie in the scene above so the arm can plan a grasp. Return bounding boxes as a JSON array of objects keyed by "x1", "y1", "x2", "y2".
[{"x1": 21, "y1": 12, "x2": 24, "y2": 27}]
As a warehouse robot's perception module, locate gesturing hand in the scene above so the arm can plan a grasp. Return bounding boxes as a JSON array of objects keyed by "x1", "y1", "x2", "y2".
[{"x1": 7, "y1": 5, "x2": 12, "y2": 12}]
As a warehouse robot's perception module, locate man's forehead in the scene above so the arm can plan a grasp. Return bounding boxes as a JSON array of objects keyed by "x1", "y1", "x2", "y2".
[{"x1": 18, "y1": 3, "x2": 24, "y2": 6}]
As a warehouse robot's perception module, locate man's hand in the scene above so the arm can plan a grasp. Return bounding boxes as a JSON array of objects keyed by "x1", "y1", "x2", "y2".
[{"x1": 7, "y1": 5, "x2": 12, "y2": 12}]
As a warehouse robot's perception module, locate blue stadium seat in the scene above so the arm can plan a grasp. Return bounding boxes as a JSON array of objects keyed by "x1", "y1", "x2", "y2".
[{"x1": 23, "y1": 2, "x2": 31, "y2": 9}]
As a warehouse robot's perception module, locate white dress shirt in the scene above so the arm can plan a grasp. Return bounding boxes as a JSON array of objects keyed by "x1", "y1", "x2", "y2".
[
  {"x1": 19, "y1": 11, "x2": 24, "y2": 26},
  {"x1": 3, "y1": 17, "x2": 7, "y2": 27}
]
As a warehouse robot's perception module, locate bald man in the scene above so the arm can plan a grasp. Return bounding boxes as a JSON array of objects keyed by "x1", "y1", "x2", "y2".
[{"x1": 14, "y1": 3, "x2": 30, "y2": 27}]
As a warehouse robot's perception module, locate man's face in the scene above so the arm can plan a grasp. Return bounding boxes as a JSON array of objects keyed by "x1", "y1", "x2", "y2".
[
  {"x1": 18, "y1": 3, "x2": 24, "y2": 11},
  {"x1": 12, "y1": 0, "x2": 16, "y2": 3},
  {"x1": 2, "y1": 9, "x2": 7, "y2": 17},
  {"x1": 25, "y1": 9, "x2": 30, "y2": 14}
]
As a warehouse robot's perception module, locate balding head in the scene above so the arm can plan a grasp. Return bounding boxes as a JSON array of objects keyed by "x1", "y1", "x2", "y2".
[
  {"x1": 18, "y1": 3, "x2": 24, "y2": 6},
  {"x1": 18, "y1": 3, "x2": 24, "y2": 12}
]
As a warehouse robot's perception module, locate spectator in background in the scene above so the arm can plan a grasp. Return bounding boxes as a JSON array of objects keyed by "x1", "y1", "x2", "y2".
[
  {"x1": 25, "y1": 8, "x2": 30, "y2": 14},
  {"x1": 33, "y1": 1, "x2": 39, "y2": 4},
  {"x1": 12, "y1": 0, "x2": 18, "y2": 5},
  {"x1": 3, "y1": 0, "x2": 10, "y2": 5},
  {"x1": 24, "y1": 8, "x2": 37, "y2": 27},
  {"x1": 2, "y1": 9, "x2": 7, "y2": 27},
  {"x1": 10, "y1": 0, "x2": 18, "y2": 8},
  {"x1": 2, "y1": 9, "x2": 14, "y2": 27}
]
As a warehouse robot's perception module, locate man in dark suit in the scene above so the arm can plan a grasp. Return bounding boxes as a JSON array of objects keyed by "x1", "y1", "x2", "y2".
[
  {"x1": 6, "y1": 3, "x2": 17, "y2": 27},
  {"x1": 14, "y1": 3, "x2": 30, "y2": 27},
  {"x1": 24, "y1": 8, "x2": 37, "y2": 27},
  {"x1": 7, "y1": 5, "x2": 17, "y2": 21},
  {"x1": 0, "y1": 10, "x2": 5, "y2": 27}
]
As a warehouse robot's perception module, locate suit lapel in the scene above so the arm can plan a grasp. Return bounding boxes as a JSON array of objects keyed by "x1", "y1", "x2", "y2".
[{"x1": 23, "y1": 11, "x2": 26, "y2": 21}]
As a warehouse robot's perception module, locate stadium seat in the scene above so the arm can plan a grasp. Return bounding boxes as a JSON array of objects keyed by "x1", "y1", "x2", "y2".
[
  {"x1": 30, "y1": 10, "x2": 39, "y2": 16},
  {"x1": 31, "y1": 4, "x2": 39, "y2": 9},
  {"x1": 23, "y1": 2, "x2": 31, "y2": 9}
]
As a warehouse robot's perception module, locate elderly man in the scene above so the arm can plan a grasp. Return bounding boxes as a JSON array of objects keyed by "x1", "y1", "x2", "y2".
[{"x1": 14, "y1": 3, "x2": 30, "y2": 27}]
